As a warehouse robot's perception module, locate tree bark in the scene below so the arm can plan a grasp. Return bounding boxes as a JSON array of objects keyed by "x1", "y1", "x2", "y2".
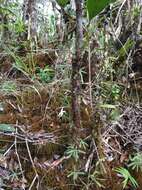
[
  {"x1": 1, "y1": 0, "x2": 9, "y2": 42},
  {"x1": 22, "y1": 0, "x2": 37, "y2": 41},
  {"x1": 71, "y1": 0, "x2": 83, "y2": 128}
]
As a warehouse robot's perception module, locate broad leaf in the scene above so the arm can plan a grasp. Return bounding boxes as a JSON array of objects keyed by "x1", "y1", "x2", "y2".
[
  {"x1": 0, "y1": 124, "x2": 15, "y2": 132},
  {"x1": 87, "y1": 0, "x2": 117, "y2": 20}
]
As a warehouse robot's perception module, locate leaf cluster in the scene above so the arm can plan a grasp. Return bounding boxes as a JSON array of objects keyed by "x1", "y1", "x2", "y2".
[{"x1": 115, "y1": 167, "x2": 138, "y2": 189}]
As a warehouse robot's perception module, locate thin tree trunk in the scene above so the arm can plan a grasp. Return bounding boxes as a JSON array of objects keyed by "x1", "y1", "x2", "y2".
[
  {"x1": 1, "y1": 0, "x2": 9, "y2": 42},
  {"x1": 71, "y1": 0, "x2": 83, "y2": 128},
  {"x1": 22, "y1": 0, "x2": 37, "y2": 42}
]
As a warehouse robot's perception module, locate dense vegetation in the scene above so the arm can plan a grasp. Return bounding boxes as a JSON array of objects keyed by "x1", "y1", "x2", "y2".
[{"x1": 0, "y1": 0, "x2": 142, "y2": 189}]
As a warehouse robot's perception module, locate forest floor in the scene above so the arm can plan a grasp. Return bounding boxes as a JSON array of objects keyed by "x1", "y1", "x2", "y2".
[
  {"x1": 0, "y1": 44, "x2": 142, "y2": 190},
  {"x1": 1, "y1": 2, "x2": 142, "y2": 189}
]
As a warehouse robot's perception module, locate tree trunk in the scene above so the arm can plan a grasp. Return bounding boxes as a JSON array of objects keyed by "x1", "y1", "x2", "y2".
[
  {"x1": 71, "y1": 0, "x2": 83, "y2": 129},
  {"x1": 1, "y1": 0, "x2": 9, "y2": 42},
  {"x1": 22, "y1": 0, "x2": 37, "y2": 42}
]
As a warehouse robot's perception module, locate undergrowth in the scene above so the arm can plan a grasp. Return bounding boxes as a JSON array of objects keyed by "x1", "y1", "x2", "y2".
[{"x1": 0, "y1": 0, "x2": 142, "y2": 190}]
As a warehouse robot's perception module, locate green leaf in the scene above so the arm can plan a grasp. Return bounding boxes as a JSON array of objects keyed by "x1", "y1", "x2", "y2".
[
  {"x1": 110, "y1": 108, "x2": 120, "y2": 120},
  {"x1": 128, "y1": 153, "x2": 142, "y2": 172},
  {"x1": 114, "y1": 167, "x2": 138, "y2": 189},
  {"x1": 87, "y1": 0, "x2": 117, "y2": 20},
  {"x1": 118, "y1": 39, "x2": 134, "y2": 57},
  {"x1": 0, "y1": 124, "x2": 15, "y2": 132},
  {"x1": 56, "y1": 0, "x2": 69, "y2": 7}
]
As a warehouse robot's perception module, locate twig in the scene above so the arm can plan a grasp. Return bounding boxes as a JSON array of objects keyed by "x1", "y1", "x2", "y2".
[
  {"x1": 15, "y1": 126, "x2": 26, "y2": 190},
  {"x1": 88, "y1": 41, "x2": 93, "y2": 109},
  {"x1": 25, "y1": 138, "x2": 39, "y2": 189},
  {"x1": 29, "y1": 175, "x2": 38, "y2": 190}
]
